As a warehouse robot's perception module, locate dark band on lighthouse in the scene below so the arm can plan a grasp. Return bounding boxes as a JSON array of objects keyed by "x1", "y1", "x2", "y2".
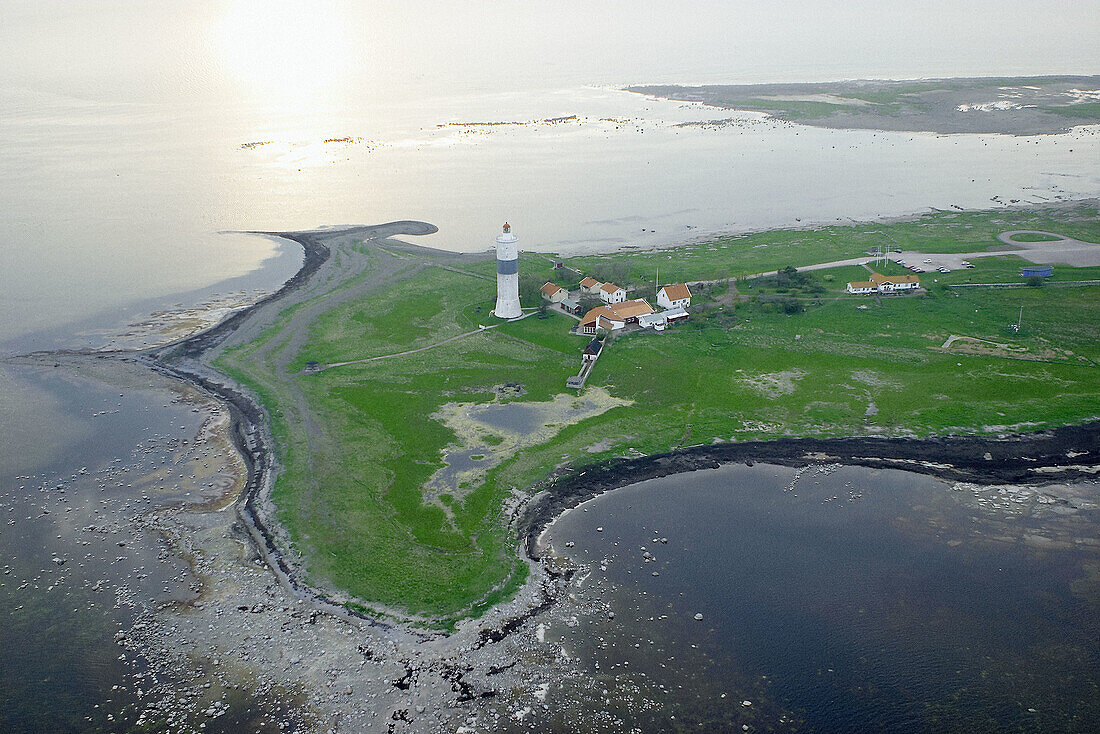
[{"x1": 496, "y1": 258, "x2": 518, "y2": 275}]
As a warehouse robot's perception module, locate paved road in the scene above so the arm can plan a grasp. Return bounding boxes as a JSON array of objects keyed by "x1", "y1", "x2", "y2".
[
  {"x1": 686, "y1": 230, "x2": 1100, "y2": 288},
  {"x1": 993, "y1": 231, "x2": 1100, "y2": 267}
]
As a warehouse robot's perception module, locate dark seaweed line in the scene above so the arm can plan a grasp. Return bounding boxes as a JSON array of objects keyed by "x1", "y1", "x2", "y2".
[
  {"x1": 518, "y1": 425, "x2": 1100, "y2": 558},
  {"x1": 138, "y1": 226, "x2": 416, "y2": 630}
]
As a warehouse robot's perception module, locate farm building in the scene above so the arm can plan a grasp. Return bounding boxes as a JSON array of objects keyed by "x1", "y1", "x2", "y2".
[
  {"x1": 540, "y1": 282, "x2": 567, "y2": 302},
  {"x1": 599, "y1": 282, "x2": 627, "y2": 304},
  {"x1": 609, "y1": 299, "x2": 655, "y2": 323},
  {"x1": 579, "y1": 276, "x2": 603, "y2": 294},
  {"x1": 1021, "y1": 266, "x2": 1054, "y2": 278},
  {"x1": 638, "y1": 312, "x2": 667, "y2": 330},
  {"x1": 559, "y1": 297, "x2": 581, "y2": 314},
  {"x1": 657, "y1": 283, "x2": 691, "y2": 309},
  {"x1": 579, "y1": 308, "x2": 624, "y2": 334}
]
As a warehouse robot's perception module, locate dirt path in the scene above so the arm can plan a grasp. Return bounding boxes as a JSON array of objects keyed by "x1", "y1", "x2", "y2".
[{"x1": 322, "y1": 312, "x2": 534, "y2": 371}]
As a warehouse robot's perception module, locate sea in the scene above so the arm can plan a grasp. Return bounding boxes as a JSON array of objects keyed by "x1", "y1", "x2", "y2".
[
  {"x1": 541, "y1": 464, "x2": 1100, "y2": 732},
  {"x1": 2, "y1": 2, "x2": 1099, "y2": 731}
]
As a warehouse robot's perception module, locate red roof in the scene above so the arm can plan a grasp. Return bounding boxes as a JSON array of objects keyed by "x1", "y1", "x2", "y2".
[{"x1": 659, "y1": 283, "x2": 691, "y2": 301}]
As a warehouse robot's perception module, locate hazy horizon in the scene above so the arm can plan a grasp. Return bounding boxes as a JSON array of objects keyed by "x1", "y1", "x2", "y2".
[{"x1": 3, "y1": 1, "x2": 1099, "y2": 108}]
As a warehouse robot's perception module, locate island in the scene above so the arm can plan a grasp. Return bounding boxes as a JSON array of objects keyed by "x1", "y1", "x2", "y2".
[{"x1": 629, "y1": 75, "x2": 1100, "y2": 135}]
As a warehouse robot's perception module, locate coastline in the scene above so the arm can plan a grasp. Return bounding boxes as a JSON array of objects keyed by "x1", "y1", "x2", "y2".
[
  {"x1": 140, "y1": 214, "x2": 1098, "y2": 622},
  {"x1": 7, "y1": 206, "x2": 1098, "y2": 730},
  {"x1": 519, "y1": 422, "x2": 1100, "y2": 558},
  {"x1": 21, "y1": 209, "x2": 1099, "y2": 628}
]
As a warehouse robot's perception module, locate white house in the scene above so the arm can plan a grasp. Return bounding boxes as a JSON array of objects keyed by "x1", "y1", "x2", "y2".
[
  {"x1": 599, "y1": 282, "x2": 627, "y2": 304},
  {"x1": 846, "y1": 280, "x2": 876, "y2": 294},
  {"x1": 657, "y1": 283, "x2": 691, "y2": 310},
  {"x1": 540, "y1": 281, "x2": 567, "y2": 303},
  {"x1": 870, "y1": 272, "x2": 920, "y2": 292},
  {"x1": 847, "y1": 272, "x2": 920, "y2": 294}
]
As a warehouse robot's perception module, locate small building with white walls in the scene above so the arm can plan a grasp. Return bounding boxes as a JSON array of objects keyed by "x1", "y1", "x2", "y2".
[
  {"x1": 657, "y1": 283, "x2": 691, "y2": 309},
  {"x1": 662, "y1": 306, "x2": 689, "y2": 323},
  {"x1": 599, "y1": 282, "x2": 626, "y2": 304},
  {"x1": 846, "y1": 280, "x2": 876, "y2": 294},
  {"x1": 540, "y1": 282, "x2": 567, "y2": 302}
]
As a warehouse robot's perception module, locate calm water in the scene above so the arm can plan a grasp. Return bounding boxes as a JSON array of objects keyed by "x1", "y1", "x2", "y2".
[
  {"x1": 4, "y1": 84, "x2": 1099, "y2": 354},
  {"x1": 0, "y1": 362, "x2": 302, "y2": 732},
  {"x1": 544, "y1": 463, "x2": 1100, "y2": 732}
]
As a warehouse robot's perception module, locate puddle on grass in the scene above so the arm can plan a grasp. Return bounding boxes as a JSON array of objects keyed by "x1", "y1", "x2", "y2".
[{"x1": 424, "y1": 387, "x2": 631, "y2": 502}]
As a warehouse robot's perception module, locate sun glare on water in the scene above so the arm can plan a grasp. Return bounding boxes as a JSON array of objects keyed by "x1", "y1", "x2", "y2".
[{"x1": 217, "y1": 0, "x2": 352, "y2": 105}]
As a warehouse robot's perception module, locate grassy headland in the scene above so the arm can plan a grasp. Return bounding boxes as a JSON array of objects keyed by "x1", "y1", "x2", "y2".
[{"x1": 215, "y1": 203, "x2": 1100, "y2": 622}]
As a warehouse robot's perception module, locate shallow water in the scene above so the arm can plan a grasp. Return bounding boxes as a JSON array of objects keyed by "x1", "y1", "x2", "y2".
[
  {"x1": 0, "y1": 362, "x2": 299, "y2": 732},
  {"x1": 3, "y1": 82, "x2": 1099, "y2": 353},
  {"x1": 473, "y1": 403, "x2": 547, "y2": 435},
  {"x1": 543, "y1": 463, "x2": 1100, "y2": 732}
]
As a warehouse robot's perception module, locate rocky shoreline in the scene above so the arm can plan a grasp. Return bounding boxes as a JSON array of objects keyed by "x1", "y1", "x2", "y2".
[{"x1": 520, "y1": 423, "x2": 1100, "y2": 557}]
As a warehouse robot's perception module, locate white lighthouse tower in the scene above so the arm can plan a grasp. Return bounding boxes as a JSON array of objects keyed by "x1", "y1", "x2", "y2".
[{"x1": 494, "y1": 222, "x2": 522, "y2": 319}]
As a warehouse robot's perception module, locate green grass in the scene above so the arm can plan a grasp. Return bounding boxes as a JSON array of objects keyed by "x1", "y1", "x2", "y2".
[
  {"x1": 739, "y1": 98, "x2": 862, "y2": 119},
  {"x1": 936, "y1": 256, "x2": 1100, "y2": 285},
  {"x1": 1041, "y1": 102, "x2": 1100, "y2": 120},
  {"x1": 1006, "y1": 231, "x2": 1063, "y2": 242},
  {"x1": 559, "y1": 204, "x2": 1100, "y2": 289},
  {"x1": 216, "y1": 206, "x2": 1100, "y2": 621}
]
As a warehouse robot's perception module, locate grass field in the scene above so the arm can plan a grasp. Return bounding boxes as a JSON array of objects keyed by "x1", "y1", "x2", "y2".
[
  {"x1": 216, "y1": 205, "x2": 1100, "y2": 621},
  {"x1": 560, "y1": 204, "x2": 1100, "y2": 290},
  {"x1": 1005, "y1": 232, "x2": 1063, "y2": 243}
]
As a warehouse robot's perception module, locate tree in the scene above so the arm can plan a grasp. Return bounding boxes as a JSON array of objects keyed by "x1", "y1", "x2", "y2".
[
  {"x1": 1026, "y1": 275, "x2": 1044, "y2": 288},
  {"x1": 589, "y1": 262, "x2": 629, "y2": 288},
  {"x1": 780, "y1": 297, "x2": 805, "y2": 314},
  {"x1": 776, "y1": 265, "x2": 798, "y2": 287},
  {"x1": 577, "y1": 295, "x2": 601, "y2": 314},
  {"x1": 518, "y1": 273, "x2": 544, "y2": 307}
]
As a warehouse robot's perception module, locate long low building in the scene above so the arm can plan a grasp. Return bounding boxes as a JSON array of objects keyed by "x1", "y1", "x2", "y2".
[
  {"x1": 847, "y1": 272, "x2": 920, "y2": 294},
  {"x1": 579, "y1": 298, "x2": 656, "y2": 334}
]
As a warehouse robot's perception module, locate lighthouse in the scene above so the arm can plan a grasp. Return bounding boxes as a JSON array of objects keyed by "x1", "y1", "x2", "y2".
[{"x1": 494, "y1": 222, "x2": 522, "y2": 319}]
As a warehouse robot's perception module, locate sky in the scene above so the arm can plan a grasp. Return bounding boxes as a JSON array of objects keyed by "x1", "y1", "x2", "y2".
[{"x1": 1, "y1": 0, "x2": 1098, "y2": 106}]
